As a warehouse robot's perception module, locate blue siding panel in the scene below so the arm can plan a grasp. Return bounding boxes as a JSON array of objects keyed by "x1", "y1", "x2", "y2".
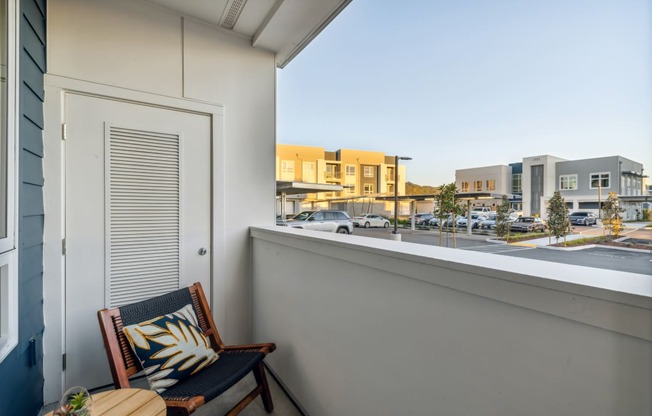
[
  {"x1": 33, "y1": 0, "x2": 45, "y2": 17},
  {"x1": 22, "y1": 0, "x2": 46, "y2": 43},
  {"x1": 21, "y1": 182, "x2": 44, "y2": 216},
  {"x1": 20, "y1": 244, "x2": 43, "y2": 281},
  {"x1": 0, "y1": 0, "x2": 46, "y2": 414},
  {"x1": 21, "y1": 117, "x2": 43, "y2": 156},
  {"x1": 20, "y1": 13, "x2": 45, "y2": 71},
  {"x1": 21, "y1": 49, "x2": 44, "y2": 100},
  {"x1": 20, "y1": 149, "x2": 44, "y2": 186},
  {"x1": 20, "y1": 84, "x2": 43, "y2": 128},
  {"x1": 20, "y1": 216, "x2": 44, "y2": 249}
]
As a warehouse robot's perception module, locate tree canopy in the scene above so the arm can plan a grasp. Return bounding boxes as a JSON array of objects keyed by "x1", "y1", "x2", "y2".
[{"x1": 546, "y1": 191, "x2": 571, "y2": 242}]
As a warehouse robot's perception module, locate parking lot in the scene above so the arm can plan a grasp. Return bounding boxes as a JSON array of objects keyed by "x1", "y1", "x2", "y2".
[{"x1": 351, "y1": 225, "x2": 652, "y2": 276}]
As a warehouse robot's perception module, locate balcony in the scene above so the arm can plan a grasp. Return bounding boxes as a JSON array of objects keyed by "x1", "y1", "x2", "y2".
[
  {"x1": 250, "y1": 226, "x2": 652, "y2": 415},
  {"x1": 325, "y1": 172, "x2": 342, "y2": 181},
  {"x1": 385, "y1": 174, "x2": 401, "y2": 183}
]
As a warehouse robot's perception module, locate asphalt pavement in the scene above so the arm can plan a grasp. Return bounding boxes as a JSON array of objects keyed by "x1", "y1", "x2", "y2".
[{"x1": 352, "y1": 224, "x2": 652, "y2": 275}]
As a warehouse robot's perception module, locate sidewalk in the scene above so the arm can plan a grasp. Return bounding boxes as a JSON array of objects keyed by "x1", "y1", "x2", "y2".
[{"x1": 504, "y1": 223, "x2": 652, "y2": 248}]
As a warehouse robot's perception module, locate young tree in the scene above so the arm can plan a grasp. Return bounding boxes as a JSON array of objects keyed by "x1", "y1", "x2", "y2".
[
  {"x1": 434, "y1": 183, "x2": 462, "y2": 247},
  {"x1": 602, "y1": 192, "x2": 624, "y2": 238},
  {"x1": 546, "y1": 191, "x2": 571, "y2": 244},
  {"x1": 495, "y1": 195, "x2": 511, "y2": 240},
  {"x1": 445, "y1": 183, "x2": 464, "y2": 248},
  {"x1": 434, "y1": 185, "x2": 447, "y2": 247}
]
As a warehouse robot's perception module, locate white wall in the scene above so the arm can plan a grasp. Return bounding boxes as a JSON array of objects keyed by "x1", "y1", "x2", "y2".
[
  {"x1": 522, "y1": 155, "x2": 565, "y2": 216},
  {"x1": 456, "y1": 164, "x2": 512, "y2": 195},
  {"x1": 47, "y1": 0, "x2": 275, "y2": 345},
  {"x1": 251, "y1": 226, "x2": 651, "y2": 416}
]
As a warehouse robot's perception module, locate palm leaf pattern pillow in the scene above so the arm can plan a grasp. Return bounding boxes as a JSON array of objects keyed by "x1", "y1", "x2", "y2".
[{"x1": 123, "y1": 304, "x2": 219, "y2": 393}]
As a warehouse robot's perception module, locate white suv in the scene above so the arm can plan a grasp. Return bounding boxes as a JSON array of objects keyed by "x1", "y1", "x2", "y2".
[
  {"x1": 471, "y1": 207, "x2": 492, "y2": 215},
  {"x1": 279, "y1": 210, "x2": 353, "y2": 234}
]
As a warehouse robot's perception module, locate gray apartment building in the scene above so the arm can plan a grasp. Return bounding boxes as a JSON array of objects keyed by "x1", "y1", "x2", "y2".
[
  {"x1": 456, "y1": 155, "x2": 647, "y2": 220},
  {"x1": 556, "y1": 156, "x2": 645, "y2": 219}
]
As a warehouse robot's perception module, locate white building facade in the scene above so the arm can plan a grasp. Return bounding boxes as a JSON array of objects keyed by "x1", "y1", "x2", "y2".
[{"x1": 456, "y1": 154, "x2": 646, "y2": 220}]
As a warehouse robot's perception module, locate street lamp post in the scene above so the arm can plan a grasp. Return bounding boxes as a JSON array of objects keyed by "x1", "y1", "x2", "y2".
[{"x1": 393, "y1": 155, "x2": 412, "y2": 239}]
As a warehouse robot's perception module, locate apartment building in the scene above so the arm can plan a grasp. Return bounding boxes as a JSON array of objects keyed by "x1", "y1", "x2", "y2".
[
  {"x1": 276, "y1": 144, "x2": 407, "y2": 205},
  {"x1": 456, "y1": 154, "x2": 646, "y2": 220},
  {"x1": 455, "y1": 163, "x2": 523, "y2": 211},
  {"x1": 557, "y1": 156, "x2": 645, "y2": 219}
]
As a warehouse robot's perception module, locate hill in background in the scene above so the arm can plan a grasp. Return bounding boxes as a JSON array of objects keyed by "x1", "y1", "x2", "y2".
[{"x1": 406, "y1": 182, "x2": 440, "y2": 195}]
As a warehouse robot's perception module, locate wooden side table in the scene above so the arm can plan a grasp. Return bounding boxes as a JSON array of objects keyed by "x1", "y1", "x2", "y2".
[{"x1": 46, "y1": 388, "x2": 166, "y2": 416}]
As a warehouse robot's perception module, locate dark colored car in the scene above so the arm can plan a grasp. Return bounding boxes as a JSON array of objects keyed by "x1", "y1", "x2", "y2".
[
  {"x1": 509, "y1": 217, "x2": 547, "y2": 232},
  {"x1": 569, "y1": 211, "x2": 597, "y2": 226}
]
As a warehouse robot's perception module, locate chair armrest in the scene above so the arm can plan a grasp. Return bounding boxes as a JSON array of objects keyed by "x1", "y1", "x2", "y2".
[{"x1": 222, "y1": 343, "x2": 277, "y2": 354}]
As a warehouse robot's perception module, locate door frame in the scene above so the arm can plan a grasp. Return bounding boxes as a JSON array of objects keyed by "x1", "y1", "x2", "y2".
[{"x1": 42, "y1": 75, "x2": 225, "y2": 402}]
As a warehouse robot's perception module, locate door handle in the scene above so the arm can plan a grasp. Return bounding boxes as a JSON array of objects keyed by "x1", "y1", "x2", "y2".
[{"x1": 198, "y1": 248, "x2": 207, "y2": 256}]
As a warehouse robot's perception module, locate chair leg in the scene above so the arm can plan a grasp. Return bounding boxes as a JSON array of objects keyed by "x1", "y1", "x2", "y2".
[{"x1": 253, "y1": 362, "x2": 274, "y2": 413}]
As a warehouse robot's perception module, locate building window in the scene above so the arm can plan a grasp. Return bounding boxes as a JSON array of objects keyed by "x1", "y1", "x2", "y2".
[
  {"x1": 590, "y1": 172, "x2": 610, "y2": 189},
  {"x1": 325, "y1": 164, "x2": 340, "y2": 180},
  {"x1": 0, "y1": 0, "x2": 17, "y2": 363},
  {"x1": 345, "y1": 165, "x2": 355, "y2": 177},
  {"x1": 345, "y1": 185, "x2": 355, "y2": 194},
  {"x1": 461, "y1": 182, "x2": 469, "y2": 192},
  {"x1": 387, "y1": 184, "x2": 394, "y2": 194},
  {"x1": 486, "y1": 179, "x2": 495, "y2": 191},
  {"x1": 280, "y1": 160, "x2": 294, "y2": 180},
  {"x1": 302, "y1": 162, "x2": 315, "y2": 183},
  {"x1": 559, "y1": 174, "x2": 578, "y2": 190},
  {"x1": 473, "y1": 180, "x2": 482, "y2": 192},
  {"x1": 363, "y1": 183, "x2": 374, "y2": 194},
  {"x1": 512, "y1": 174, "x2": 522, "y2": 193},
  {"x1": 363, "y1": 166, "x2": 374, "y2": 178},
  {"x1": 387, "y1": 166, "x2": 394, "y2": 182}
]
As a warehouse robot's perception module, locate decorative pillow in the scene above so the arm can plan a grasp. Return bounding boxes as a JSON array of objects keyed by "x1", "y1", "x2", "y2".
[{"x1": 122, "y1": 304, "x2": 219, "y2": 393}]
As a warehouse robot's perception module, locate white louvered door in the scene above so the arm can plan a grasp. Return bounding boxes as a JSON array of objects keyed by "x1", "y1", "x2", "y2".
[
  {"x1": 106, "y1": 126, "x2": 184, "y2": 307},
  {"x1": 64, "y1": 94, "x2": 211, "y2": 390}
]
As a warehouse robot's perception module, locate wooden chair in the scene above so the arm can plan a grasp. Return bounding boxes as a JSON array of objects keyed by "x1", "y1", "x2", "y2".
[{"x1": 97, "y1": 282, "x2": 276, "y2": 416}]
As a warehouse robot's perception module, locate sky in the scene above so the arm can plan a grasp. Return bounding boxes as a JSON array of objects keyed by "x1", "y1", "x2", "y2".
[{"x1": 277, "y1": 0, "x2": 651, "y2": 186}]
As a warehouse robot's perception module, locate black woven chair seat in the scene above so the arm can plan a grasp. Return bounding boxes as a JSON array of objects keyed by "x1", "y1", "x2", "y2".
[{"x1": 161, "y1": 350, "x2": 265, "y2": 402}]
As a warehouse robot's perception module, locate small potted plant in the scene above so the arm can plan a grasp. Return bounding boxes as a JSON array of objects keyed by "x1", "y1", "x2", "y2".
[{"x1": 54, "y1": 386, "x2": 92, "y2": 416}]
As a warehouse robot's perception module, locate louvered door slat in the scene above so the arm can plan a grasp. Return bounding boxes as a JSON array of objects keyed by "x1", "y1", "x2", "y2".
[{"x1": 107, "y1": 125, "x2": 181, "y2": 308}]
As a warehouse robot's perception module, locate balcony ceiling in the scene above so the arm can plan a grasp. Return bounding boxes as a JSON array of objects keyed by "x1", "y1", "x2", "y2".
[{"x1": 144, "y1": 0, "x2": 352, "y2": 68}]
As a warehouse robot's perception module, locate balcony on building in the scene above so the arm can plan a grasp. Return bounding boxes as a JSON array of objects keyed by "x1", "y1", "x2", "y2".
[{"x1": 249, "y1": 226, "x2": 652, "y2": 416}]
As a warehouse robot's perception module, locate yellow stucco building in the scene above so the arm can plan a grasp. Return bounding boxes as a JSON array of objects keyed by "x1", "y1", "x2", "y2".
[{"x1": 276, "y1": 144, "x2": 409, "y2": 213}]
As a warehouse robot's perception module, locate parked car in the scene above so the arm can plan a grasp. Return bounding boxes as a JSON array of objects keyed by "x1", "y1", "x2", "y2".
[
  {"x1": 278, "y1": 210, "x2": 354, "y2": 234},
  {"x1": 275, "y1": 213, "x2": 295, "y2": 221},
  {"x1": 352, "y1": 214, "x2": 390, "y2": 228},
  {"x1": 509, "y1": 217, "x2": 547, "y2": 232},
  {"x1": 479, "y1": 213, "x2": 498, "y2": 229},
  {"x1": 457, "y1": 213, "x2": 487, "y2": 229},
  {"x1": 443, "y1": 215, "x2": 464, "y2": 228},
  {"x1": 412, "y1": 213, "x2": 435, "y2": 225},
  {"x1": 569, "y1": 211, "x2": 597, "y2": 226},
  {"x1": 479, "y1": 213, "x2": 517, "y2": 230},
  {"x1": 471, "y1": 207, "x2": 493, "y2": 215},
  {"x1": 427, "y1": 217, "x2": 441, "y2": 227}
]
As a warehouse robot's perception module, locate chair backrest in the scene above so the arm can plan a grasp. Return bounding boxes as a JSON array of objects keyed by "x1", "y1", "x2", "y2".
[{"x1": 97, "y1": 282, "x2": 224, "y2": 388}]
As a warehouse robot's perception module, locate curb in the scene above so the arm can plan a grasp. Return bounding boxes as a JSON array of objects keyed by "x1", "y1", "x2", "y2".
[
  {"x1": 486, "y1": 237, "x2": 651, "y2": 253},
  {"x1": 540, "y1": 244, "x2": 598, "y2": 251},
  {"x1": 508, "y1": 242, "x2": 537, "y2": 248},
  {"x1": 541, "y1": 244, "x2": 651, "y2": 254},
  {"x1": 485, "y1": 238, "x2": 506, "y2": 245}
]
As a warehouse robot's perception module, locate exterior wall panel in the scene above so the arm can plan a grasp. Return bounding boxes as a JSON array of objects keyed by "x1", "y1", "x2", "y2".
[
  {"x1": 0, "y1": 0, "x2": 46, "y2": 414},
  {"x1": 556, "y1": 156, "x2": 644, "y2": 215},
  {"x1": 252, "y1": 227, "x2": 652, "y2": 416},
  {"x1": 48, "y1": 0, "x2": 183, "y2": 96}
]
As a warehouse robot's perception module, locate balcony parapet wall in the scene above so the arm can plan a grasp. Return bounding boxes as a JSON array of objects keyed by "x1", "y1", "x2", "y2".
[{"x1": 250, "y1": 226, "x2": 651, "y2": 415}]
